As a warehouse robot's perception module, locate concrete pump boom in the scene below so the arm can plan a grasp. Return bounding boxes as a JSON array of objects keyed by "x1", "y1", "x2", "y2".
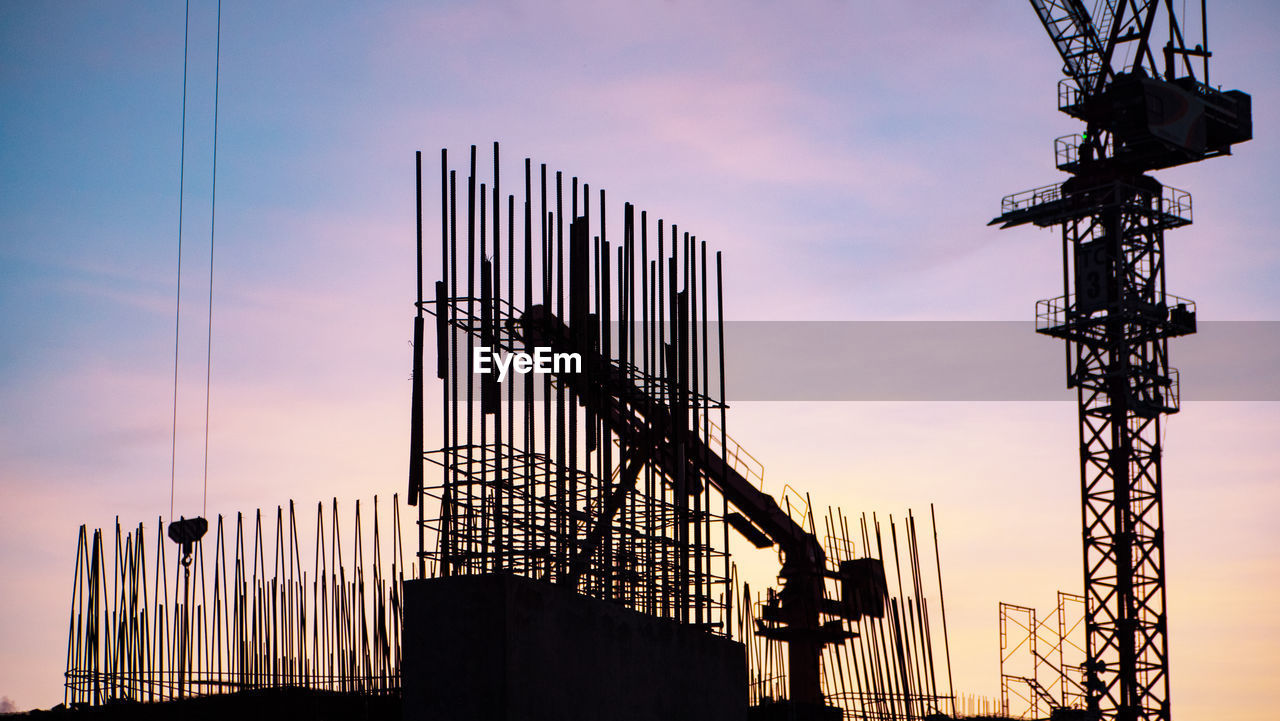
[{"x1": 517, "y1": 302, "x2": 883, "y2": 713}]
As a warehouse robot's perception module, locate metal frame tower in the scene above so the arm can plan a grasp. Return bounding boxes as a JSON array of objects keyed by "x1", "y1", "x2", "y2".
[{"x1": 992, "y1": 3, "x2": 1251, "y2": 719}]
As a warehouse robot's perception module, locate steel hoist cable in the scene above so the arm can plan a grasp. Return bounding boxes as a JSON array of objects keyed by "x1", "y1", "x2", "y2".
[
  {"x1": 169, "y1": 0, "x2": 190, "y2": 525},
  {"x1": 168, "y1": 0, "x2": 221, "y2": 562},
  {"x1": 202, "y1": 0, "x2": 222, "y2": 519}
]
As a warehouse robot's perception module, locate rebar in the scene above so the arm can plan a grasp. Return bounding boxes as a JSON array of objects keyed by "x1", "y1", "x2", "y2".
[{"x1": 64, "y1": 497, "x2": 406, "y2": 705}]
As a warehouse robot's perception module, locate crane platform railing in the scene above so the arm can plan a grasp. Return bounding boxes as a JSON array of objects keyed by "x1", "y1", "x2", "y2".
[
  {"x1": 1000, "y1": 182, "x2": 1065, "y2": 216},
  {"x1": 1034, "y1": 293, "x2": 1196, "y2": 337},
  {"x1": 1054, "y1": 133, "x2": 1113, "y2": 172},
  {"x1": 995, "y1": 180, "x2": 1191, "y2": 229},
  {"x1": 1059, "y1": 75, "x2": 1104, "y2": 114}
]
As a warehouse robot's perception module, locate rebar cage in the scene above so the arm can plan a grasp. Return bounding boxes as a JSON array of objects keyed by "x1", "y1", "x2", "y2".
[{"x1": 415, "y1": 143, "x2": 733, "y2": 631}]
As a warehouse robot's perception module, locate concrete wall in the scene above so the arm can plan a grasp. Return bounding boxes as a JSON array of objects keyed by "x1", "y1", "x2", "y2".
[{"x1": 402, "y1": 574, "x2": 747, "y2": 721}]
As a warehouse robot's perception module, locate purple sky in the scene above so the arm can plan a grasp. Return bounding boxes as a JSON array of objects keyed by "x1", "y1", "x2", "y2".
[{"x1": 2, "y1": 1, "x2": 1278, "y2": 716}]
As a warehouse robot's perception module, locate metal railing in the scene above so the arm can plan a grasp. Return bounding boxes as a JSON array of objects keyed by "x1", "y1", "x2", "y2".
[
  {"x1": 1054, "y1": 133, "x2": 1113, "y2": 170},
  {"x1": 1036, "y1": 293, "x2": 1197, "y2": 332},
  {"x1": 699, "y1": 412, "x2": 766, "y2": 491},
  {"x1": 1058, "y1": 75, "x2": 1102, "y2": 112},
  {"x1": 1158, "y1": 185, "x2": 1193, "y2": 225},
  {"x1": 1001, "y1": 182, "x2": 1064, "y2": 216}
]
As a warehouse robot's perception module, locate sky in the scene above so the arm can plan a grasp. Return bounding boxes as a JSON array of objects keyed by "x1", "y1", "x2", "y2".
[{"x1": 2, "y1": 0, "x2": 1278, "y2": 717}]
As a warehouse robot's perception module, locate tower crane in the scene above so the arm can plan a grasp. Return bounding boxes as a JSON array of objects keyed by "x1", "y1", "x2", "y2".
[{"x1": 991, "y1": 2, "x2": 1250, "y2": 720}]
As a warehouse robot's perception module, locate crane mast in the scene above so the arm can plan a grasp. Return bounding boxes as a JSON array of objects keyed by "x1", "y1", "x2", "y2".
[{"x1": 992, "y1": 2, "x2": 1250, "y2": 720}]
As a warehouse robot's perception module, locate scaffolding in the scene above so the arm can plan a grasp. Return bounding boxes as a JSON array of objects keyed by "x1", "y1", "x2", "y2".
[{"x1": 999, "y1": 591, "x2": 1087, "y2": 719}]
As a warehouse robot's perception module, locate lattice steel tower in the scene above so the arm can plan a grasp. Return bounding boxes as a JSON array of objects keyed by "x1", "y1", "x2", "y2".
[{"x1": 991, "y1": 3, "x2": 1250, "y2": 720}]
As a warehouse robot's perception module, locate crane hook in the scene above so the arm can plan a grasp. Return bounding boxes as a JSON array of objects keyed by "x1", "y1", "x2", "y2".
[{"x1": 168, "y1": 516, "x2": 209, "y2": 566}]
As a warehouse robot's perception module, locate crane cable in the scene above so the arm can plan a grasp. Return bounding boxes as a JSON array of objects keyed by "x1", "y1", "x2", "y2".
[
  {"x1": 169, "y1": 0, "x2": 190, "y2": 525},
  {"x1": 169, "y1": 0, "x2": 221, "y2": 524},
  {"x1": 203, "y1": 0, "x2": 222, "y2": 519}
]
